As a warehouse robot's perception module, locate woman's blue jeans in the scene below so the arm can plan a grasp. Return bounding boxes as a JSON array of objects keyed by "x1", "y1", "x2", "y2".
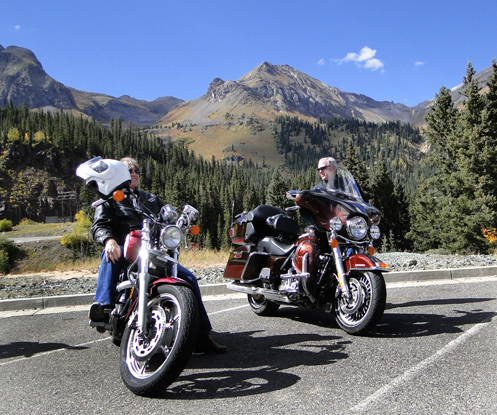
[{"x1": 94, "y1": 247, "x2": 212, "y2": 334}]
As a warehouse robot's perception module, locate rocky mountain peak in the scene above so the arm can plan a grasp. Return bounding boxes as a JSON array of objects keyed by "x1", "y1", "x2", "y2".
[
  {"x1": 0, "y1": 45, "x2": 43, "y2": 71},
  {"x1": 0, "y1": 45, "x2": 183, "y2": 125},
  {"x1": 206, "y1": 77, "x2": 225, "y2": 94},
  {"x1": 0, "y1": 45, "x2": 75, "y2": 109}
]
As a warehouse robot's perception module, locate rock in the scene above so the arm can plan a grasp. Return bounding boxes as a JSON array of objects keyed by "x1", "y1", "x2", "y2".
[{"x1": 402, "y1": 259, "x2": 418, "y2": 268}]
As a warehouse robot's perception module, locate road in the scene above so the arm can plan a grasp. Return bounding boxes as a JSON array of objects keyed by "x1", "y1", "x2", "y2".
[
  {"x1": 1, "y1": 277, "x2": 496, "y2": 414},
  {"x1": 6, "y1": 235, "x2": 62, "y2": 243}
]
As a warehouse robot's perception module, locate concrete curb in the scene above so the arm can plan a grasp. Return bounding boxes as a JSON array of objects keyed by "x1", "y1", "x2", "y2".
[
  {"x1": 385, "y1": 265, "x2": 497, "y2": 282},
  {"x1": 2, "y1": 266, "x2": 497, "y2": 312}
]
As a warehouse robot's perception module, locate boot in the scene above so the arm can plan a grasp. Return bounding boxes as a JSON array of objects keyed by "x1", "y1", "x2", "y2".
[
  {"x1": 88, "y1": 302, "x2": 112, "y2": 322},
  {"x1": 88, "y1": 302, "x2": 106, "y2": 322},
  {"x1": 194, "y1": 332, "x2": 227, "y2": 354}
]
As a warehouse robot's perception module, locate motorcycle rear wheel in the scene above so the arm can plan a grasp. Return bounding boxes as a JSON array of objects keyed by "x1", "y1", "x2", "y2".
[
  {"x1": 334, "y1": 271, "x2": 386, "y2": 335},
  {"x1": 119, "y1": 284, "x2": 198, "y2": 396},
  {"x1": 247, "y1": 294, "x2": 280, "y2": 316}
]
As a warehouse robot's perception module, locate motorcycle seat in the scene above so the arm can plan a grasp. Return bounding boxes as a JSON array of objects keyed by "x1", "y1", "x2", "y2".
[{"x1": 258, "y1": 236, "x2": 295, "y2": 256}]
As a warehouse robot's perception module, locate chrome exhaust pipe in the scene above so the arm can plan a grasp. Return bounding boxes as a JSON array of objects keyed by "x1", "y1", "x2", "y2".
[{"x1": 227, "y1": 283, "x2": 293, "y2": 304}]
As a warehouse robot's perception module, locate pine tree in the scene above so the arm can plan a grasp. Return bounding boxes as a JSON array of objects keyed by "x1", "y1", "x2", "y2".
[
  {"x1": 266, "y1": 167, "x2": 290, "y2": 209},
  {"x1": 424, "y1": 86, "x2": 459, "y2": 174},
  {"x1": 409, "y1": 62, "x2": 497, "y2": 253},
  {"x1": 369, "y1": 159, "x2": 397, "y2": 251},
  {"x1": 344, "y1": 141, "x2": 370, "y2": 200}
]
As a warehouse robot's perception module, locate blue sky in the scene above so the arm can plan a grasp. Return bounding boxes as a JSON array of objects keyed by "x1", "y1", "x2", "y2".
[{"x1": 2, "y1": 0, "x2": 496, "y2": 106}]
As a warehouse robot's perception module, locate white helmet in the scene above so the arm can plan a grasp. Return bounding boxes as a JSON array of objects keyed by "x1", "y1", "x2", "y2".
[{"x1": 76, "y1": 157, "x2": 131, "y2": 198}]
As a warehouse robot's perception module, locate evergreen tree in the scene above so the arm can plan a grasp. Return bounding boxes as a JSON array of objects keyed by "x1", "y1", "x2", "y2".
[
  {"x1": 266, "y1": 167, "x2": 290, "y2": 209},
  {"x1": 369, "y1": 159, "x2": 396, "y2": 251},
  {"x1": 344, "y1": 141, "x2": 370, "y2": 200},
  {"x1": 409, "y1": 62, "x2": 497, "y2": 253}
]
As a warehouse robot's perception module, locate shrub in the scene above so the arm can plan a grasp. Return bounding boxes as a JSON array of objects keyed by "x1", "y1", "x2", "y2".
[
  {"x1": 60, "y1": 210, "x2": 97, "y2": 261},
  {"x1": 0, "y1": 219, "x2": 13, "y2": 232},
  {"x1": 0, "y1": 237, "x2": 16, "y2": 274},
  {"x1": 61, "y1": 233, "x2": 91, "y2": 260},
  {"x1": 0, "y1": 249, "x2": 10, "y2": 274},
  {"x1": 18, "y1": 218, "x2": 36, "y2": 226}
]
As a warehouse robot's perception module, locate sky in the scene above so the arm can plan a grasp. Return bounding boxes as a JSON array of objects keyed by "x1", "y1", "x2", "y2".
[{"x1": 2, "y1": 0, "x2": 497, "y2": 107}]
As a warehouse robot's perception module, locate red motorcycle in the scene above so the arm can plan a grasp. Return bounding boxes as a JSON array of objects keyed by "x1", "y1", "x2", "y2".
[
  {"x1": 77, "y1": 157, "x2": 200, "y2": 396},
  {"x1": 224, "y1": 166, "x2": 389, "y2": 335}
]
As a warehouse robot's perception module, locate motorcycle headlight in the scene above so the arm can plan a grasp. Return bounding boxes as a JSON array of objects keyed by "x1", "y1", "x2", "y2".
[
  {"x1": 329, "y1": 217, "x2": 343, "y2": 231},
  {"x1": 160, "y1": 225, "x2": 182, "y2": 249},
  {"x1": 160, "y1": 205, "x2": 178, "y2": 224},
  {"x1": 370, "y1": 225, "x2": 381, "y2": 240},
  {"x1": 347, "y1": 216, "x2": 368, "y2": 240}
]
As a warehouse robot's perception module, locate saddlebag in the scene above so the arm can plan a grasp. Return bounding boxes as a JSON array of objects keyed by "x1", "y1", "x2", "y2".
[
  {"x1": 223, "y1": 248, "x2": 270, "y2": 281},
  {"x1": 241, "y1": 205, "x2": 299, "y2": 244}
]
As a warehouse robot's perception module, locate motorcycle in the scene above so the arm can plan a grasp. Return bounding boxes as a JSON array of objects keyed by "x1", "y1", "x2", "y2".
[
  {"x1": 224, "y1": 166, "x2": 389, "y2": 335},
  {"x1": 76, "y1": 157, "x2": 200, "y2": 396}
]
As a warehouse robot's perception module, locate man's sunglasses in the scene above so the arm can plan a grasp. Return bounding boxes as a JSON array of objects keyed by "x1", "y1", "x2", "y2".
[
  {"x1": 129, "y1": 169, "x2": 140, "y2": 175},
  {"x1": 317, "y1": 166, "x2": 329, "y2": 172}
]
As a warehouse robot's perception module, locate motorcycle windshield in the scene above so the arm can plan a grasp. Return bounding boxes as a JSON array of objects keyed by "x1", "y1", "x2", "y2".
[{"x1": 315, "y1": 166, "x2": 363, "y2": 200}]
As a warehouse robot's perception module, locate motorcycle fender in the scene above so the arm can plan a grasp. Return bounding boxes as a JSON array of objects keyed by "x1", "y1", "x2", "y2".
[
  {"x1": 150, "y1": 277, "x2": 192, "y2": 295},
  {"x1": 346, "y1": 254, "x2": 390, "y2": 272}
]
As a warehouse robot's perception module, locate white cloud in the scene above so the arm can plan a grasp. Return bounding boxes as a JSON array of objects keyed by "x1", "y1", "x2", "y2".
[
  {"x1": 337, "y1": 46, "x2": 385, "y2": 72},
  {"x1": 14, "y1": 25, "x2": 21, "y2": 30},
  {"x1": 415, "y1": 61, "x2": 424, "y2": 66},
  {"x1": 317, "y1": 58, "x2": 326, "y2": 65},
  {"x1": 364, "y1": 58, "x2": 384, "y2": 71}
]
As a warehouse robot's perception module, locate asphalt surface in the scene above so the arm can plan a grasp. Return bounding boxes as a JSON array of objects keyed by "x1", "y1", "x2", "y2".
[{"x1": 1, "y1": 274, "x2": 496, "y2": 414}]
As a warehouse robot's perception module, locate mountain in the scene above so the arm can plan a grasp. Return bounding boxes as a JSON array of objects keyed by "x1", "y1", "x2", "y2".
[
  {"x1": 154, "y1": 62, "x2": 429, "y2": 164},
  {"x1": 0, "y1": 45, "x2": 77, "y2": 110},
  {"x1": 1, "y1": 44, "x2": 494, "y2": 163},
  {"x1": 161, "y1": 62, "x2": 425, "y2": 126},
  {"x1": 408, "y1": 65, "x2": 494, "y2": 126},
  {"x1": 0, "y1": 45, "x2": 182, "y2": 125}
]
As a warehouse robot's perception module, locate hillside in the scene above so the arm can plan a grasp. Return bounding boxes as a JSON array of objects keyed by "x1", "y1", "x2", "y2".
[
  {"x1": 0, "y1": 45, "x2": 182, "y2": 125},
  {"x1": 153, "y1": 62, "x2": 427, "y2": 165},
  {"x1": 1, "y1": 44, "x2": 494, "y2": 167}
]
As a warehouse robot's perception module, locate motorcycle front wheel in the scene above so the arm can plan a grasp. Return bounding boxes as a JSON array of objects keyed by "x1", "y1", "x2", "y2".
[
  {"x1": 119, "y1": 284, "x2": 198, "y2": 396},
  {"x1": 334, "y1": 271, "x2": 386, "y2": 335}
]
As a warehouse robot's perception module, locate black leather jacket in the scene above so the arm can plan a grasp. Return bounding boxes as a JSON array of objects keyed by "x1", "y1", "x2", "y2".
[{"x1": 91, "y1": 189, "x2": 164, "y2": 246}]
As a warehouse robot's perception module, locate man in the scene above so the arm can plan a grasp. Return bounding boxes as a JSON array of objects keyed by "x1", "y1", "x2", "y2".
[
  {"x1": 89, "y1": 157, "x2": 227, "y2": 354},
  {"x1": 314, "y1": 156, "x2": 337, "y2": 190}
]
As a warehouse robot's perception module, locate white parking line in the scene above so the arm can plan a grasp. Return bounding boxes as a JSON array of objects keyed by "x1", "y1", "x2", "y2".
[
  {"x1": 209, "y1": 304, "x2": 249, "y2": 315},
  {"x1": 386, "y1": 275, "x2": 497, "y2": 289},
  {"x1": 349, "y1": 321, "x2": 491, "y2": 413}
]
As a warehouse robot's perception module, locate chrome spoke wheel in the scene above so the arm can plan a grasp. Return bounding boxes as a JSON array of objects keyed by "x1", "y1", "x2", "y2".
[
  {"x1": 125, "y1": 294, "x2": 181, "y2": 379},
  {"x1": 334, "y1": 271, "x2": 386, "y2": 335}
]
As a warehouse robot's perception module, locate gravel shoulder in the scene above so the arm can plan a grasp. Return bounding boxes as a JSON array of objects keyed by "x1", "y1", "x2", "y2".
[{"x1": 1, "y1": 252, "x2": 497, "y2": 300}]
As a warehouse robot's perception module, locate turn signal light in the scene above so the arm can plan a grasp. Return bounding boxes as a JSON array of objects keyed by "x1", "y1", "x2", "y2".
[
  {"x1": 368, "y1": 246, "x2": 375, "y2": 255},
  {"x1": 113, "y1": 190, "x2": 125, "y2": 202},
  {"x1": 330, "y1": 238, "x2": 339, "y2": 248},
  {"x1": 189, "y1": 225, "x2": 200, "y2": 236}
]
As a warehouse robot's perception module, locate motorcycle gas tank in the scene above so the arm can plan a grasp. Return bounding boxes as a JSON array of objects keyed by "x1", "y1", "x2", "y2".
[
  {"x1": 295, "y1": 189, "x2": 380, "y2": 231},
  {"x1": 124, "y1": 230, "x2": 142, "y2": 262}
]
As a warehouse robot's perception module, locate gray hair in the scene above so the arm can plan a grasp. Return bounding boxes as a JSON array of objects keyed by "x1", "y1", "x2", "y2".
[{"x1": 318, "y1": 157, "x2": 337, "y2": 168}]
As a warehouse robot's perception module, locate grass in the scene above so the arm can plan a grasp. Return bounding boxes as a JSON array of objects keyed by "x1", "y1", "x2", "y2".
[
  {"x1": 7, "y1": 220, "x2": 230, "y2": 274},
  {"x1": 10, "y1": 219, "x2": 75, "y2": 237},
  {"x1": 45, "y1": 246, "x2": 229, "y2": 274},
  {"x1": 180, "y1": 247, "x2": 230, "y2": 270}
]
